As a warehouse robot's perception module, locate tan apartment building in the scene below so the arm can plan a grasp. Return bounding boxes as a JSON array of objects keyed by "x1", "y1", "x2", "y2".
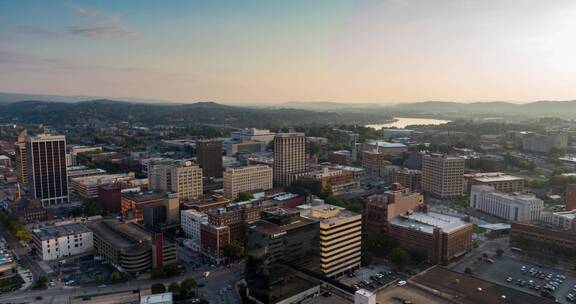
[
  {"x1": 223, "y1": 165, "x2": 273, "y2": 199},
  {"x1": 422, "y1": 154, "x2": 465, "y2": 199},
  {"x1": 300, "y1": 203, "x2": 362, "y2": 278},
  {"x1": 148, "y1": 159, "x2": 203, "y2": 200}
]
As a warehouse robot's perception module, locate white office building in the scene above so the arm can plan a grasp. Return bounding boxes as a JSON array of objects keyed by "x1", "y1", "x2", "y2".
[
  {"x1": 181, "y1": 209, "x2": 208, "y2": 251},
  {"x1": 31, "y1": 223, "x2": 94, "y2": 261},
  {"x1": 470, "y1": 186, "x2": 543, "y2": 222}
]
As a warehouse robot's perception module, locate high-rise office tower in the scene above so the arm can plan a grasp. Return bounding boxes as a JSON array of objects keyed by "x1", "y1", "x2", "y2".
[
  {"x1": 196, "y1": 139, "x2": 223, "y2": 178},
  {"x1": 15, "y1": 129, "x2": 28, "y2": 186},
  {"x1": 148, "y1": 159, "x2": 203, "y2": 200},
  {"x1": 26, "y1": 134, "x2": 68, "y2": 207},
  {"x1": 273, "y1": 133, "x2": 306, "y2": 186},
  {"x1": 422, "y1": 153, "x2": 465, "y2": 199}
]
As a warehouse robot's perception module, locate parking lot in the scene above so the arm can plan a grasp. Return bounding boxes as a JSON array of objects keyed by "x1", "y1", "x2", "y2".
[
  {"x1": 338, "y1": 264, "x2": 396, "y2": 291},
  {"x1": 467, "y1": 256, "x2": 576, "y2": 303},
  {"x1": 56, "y1": 255, "x2": 118, "y2": 286}
]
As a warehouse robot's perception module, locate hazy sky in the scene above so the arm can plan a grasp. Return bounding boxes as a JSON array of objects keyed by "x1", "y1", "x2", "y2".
[{"x1": 1, "y1": 0, "x2": 576, "y2": 104}]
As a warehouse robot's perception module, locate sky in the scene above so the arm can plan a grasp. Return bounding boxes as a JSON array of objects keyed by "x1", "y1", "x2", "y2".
[{"x1": 1, "y1": 0, "x2": 576, "y2": 104}]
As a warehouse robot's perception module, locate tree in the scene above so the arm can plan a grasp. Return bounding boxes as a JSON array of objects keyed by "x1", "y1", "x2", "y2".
[
  {"x1": 110, "y1": 272, "x2": 120, "y2": 282},
  {"x1": 34, "y1": 276, "x2": 48, "y2": 289},
  {"x1": 81, "y1": 199, "x2": 104, "y2": 216},
  {"x1": 473, "y1": 240, "x2": 480, "y2": 249},
  {"x1": 168, "y1": 282, "x2": 181, "y2": 294},
  {"x1": 95, "y1": 275, "x2": 103, "y2": 282},
  {"x1": 223, "y1": 241, "x2": 245, "y2": 261},
  {"x1": 151, "y1": 283, "x2": 166, "y2": 294},
  {"x1": 237, "y1": 192, "x2": 254, "y2": 202},
  {"x1": 496, "y1": 248, "x2": 504, "y2": 258},
  {"x1": 464, "y1": 268, "x2": 473, "y2": 276},
  {"x1": 180, "y1": 278, "x2": 197, "y2": 290},
  {"x1": 389, "y1": 248, "x2": 411, "y2": 270}
]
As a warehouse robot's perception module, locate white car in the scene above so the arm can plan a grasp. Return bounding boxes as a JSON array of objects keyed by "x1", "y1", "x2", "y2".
[{"x1": 397, "y1": 280, "x2": 407, "y2": 287}]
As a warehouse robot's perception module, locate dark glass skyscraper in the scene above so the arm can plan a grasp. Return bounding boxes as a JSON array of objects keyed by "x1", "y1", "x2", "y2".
[
  {"x1": 245, "y1": 208, "x2": 320, "y2": 304},
  {"x1": 26, "y1": 134, "x2": 68, "y2": 207},
  {"x1": 196, "y1": 139, "x2": 223, "y2": 178}
]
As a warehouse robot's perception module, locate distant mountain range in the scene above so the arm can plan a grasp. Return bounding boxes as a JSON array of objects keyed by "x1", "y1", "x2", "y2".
[
  {"x1": 1, "y1": 92, "x2": 576, "y2": 123},
  {"x1": 0, "y1": 92, "x2": 172, "y2": 105},
  {"x1": 0, "y1": 99, "x2": 394, "y2": 127}
]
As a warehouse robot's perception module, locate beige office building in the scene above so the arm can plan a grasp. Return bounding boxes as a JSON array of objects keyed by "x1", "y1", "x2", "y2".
[
  {"x1": 223, "y1": 165, "x2": 273, "y2": 199},
  {"x1": 148, "y1": 159, "x2": 203, "y2": 200},
  {"x1": 300, "y1": 203, "x2": 362, "y2": 278},
  {"x1": 422, "y1": 154, "x2": 465, "y2": 199},
  {"x1": 273, "y1": 133, "x2": 306, "y2": 186}
]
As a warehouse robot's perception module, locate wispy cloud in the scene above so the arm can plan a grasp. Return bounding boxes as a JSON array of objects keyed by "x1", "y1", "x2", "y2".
[
  {"x1": 68, "y1": 4, "x2": 139, "y2": 39},
  {"x1": 67, "y1": 25, "x2": 137, "y2": 39},
  {"x1": 14, "y1": 24, "x2": 64, "y2": 38}
]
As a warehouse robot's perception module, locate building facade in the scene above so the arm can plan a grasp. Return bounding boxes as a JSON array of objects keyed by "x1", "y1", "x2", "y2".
[
  {"x1": 300, "y1": 204, "x2": 362, "y2": 278},
  {"x1": 273, "y1": 133, "x2": 306, "y2": 186},
  {"x1": 422, "y1": 154, "x2": 464, "y2": 199},
  {"x1": 464, "y1": 172, "x2": 524, "y2": 194},
  {"x1": 26, "y1": 134, "x2": 69, "y2": 207},
  {"x1": 87, "y1": 219, "x2": 177, "y2": 273},
  {"x1": 245, "y1": 209, "x2": 320, "y2": 304},
  {"x1": 364, "y1": 184, "x2": 424, "y2": 235},
  {"x1": 148, "y1": 159, "x2": 203, "y2": 200},
  {"x1": 566, "y1": 184, "x2": 576, "y2": 211},
  {"x1": 31, "y1": 223, "x2": 94, "y2": 261},
  {"x1": 388, "y1": 211, "x2": 473, "y2": 264},
  {"x1": 181, "y1": 209, "x2": 208, "y2": 250},
  {"x1": 470, "y1": 185, "x2": 543, "y2": 222},
  {"x1": 387, "y1": 168, "x2": 422, "y2": 192},
  {"x1": 223, "y1": 165, "x2": 273, "y2": 200},
  {"x1": 196, "y1": 140, "x2": 223, "y2": 178},
  {"x1": 14, "y1": 129, "x2": 27, "y2": 186}
]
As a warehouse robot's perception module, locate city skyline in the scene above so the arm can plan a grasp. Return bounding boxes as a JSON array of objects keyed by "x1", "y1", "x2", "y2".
[{"x1": 2, "y1": 0, "x2": 576, "y2": 104}]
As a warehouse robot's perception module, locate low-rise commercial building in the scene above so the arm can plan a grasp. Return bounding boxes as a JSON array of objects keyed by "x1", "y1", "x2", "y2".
[
  {"x1": 227, "y1": 140, "x2": 267, "y2": 156},
  {"x1": 364, "y1": 184, "x2": 424, "y2": 235},
  {"x1": 31, "y1": 223, "x2": 94, "y2": 261},
  {"x1": 328, "y1": 150, "x2": 352, "y2": 166},
  {"x1": 181, "y1": 209, "x2": 208, "y2": 251},
  {"x1": 121, "y1": 192, "x2": 180, "y2": 224},
  {"x1": 70, "y1": 173, "x2": 132, "y2": 198},
  {"x1": 388, "y1": 210, "x2": 473, "y2": 264},
  {"x1": 387, "y1": 167, "x2": 422, "y2": 192},
  {"x1": 464, "y1": 172, "x2": 524, "y2": 194},
  {"x1": 470, "y1": 186, "x2": 543, "y2": 222},
  {"x1": 510, "y1": 221, "x2": 576, "y2": 259}
]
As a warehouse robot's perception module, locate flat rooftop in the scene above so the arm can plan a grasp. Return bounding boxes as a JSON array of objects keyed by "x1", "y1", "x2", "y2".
[
  {"x1": 366, "y1": 140, "x2": 407, "y2": 148},
  {"x1": 467, "y1": 172, "x2": 523, "y2": 183},
  {"x1": 390, "y1": 211, "x2": 470, "y2": 234},
  {"x1": 250, "y1": 216, "x2": 316, "y2": 235},
  {"x1": 121, "y1": 191, "x2": 166, "y2": 203},
  {"x1": 410, "y1": 266, "x2": 555, "y2": 304},
  {"x1": 373, "y1": 283, "x2": 451, "y2": 304},
  {"x1": 33, "y1": 223, "x2": 91, "y2": 241},
  {"x1": 87, "y1": 219, "x2": 151, "y2": 249}
]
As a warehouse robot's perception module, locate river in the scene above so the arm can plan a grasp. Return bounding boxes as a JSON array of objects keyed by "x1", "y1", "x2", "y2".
[{"x1": 366, "y1": 117, "x2": 450, "y2": 129}]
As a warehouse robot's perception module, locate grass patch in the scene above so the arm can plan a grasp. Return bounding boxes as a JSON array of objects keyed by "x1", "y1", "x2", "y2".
[{"x1": 473, "y1": 224, "x2": 487, "y2": 234}]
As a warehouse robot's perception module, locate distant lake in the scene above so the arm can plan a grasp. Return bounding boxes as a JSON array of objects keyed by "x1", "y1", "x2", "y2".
[{"x1": 366, "y1": 117, "x2": 450, "y2": 129}]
